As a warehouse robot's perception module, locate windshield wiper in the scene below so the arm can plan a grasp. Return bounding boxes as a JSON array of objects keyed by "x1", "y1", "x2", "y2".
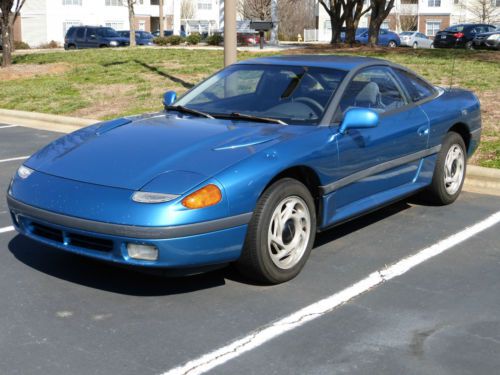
[
  {"x1": 215, "y1": 112, "x2": 287, "y2": 125},
  {"x1": 165, "y1": 105, "x2": 214, "y2": 119}
]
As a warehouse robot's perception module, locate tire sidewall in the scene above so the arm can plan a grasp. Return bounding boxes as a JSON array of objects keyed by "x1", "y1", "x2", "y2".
[
  {"x1": 250, "y1": 179, "x2": 316, "y2": 283},
  {"x1": 431, "y1": 132, "x2": 467, "y2": 205}
]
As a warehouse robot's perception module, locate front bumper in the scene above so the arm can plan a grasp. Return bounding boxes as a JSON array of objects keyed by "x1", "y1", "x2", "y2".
[{"x1": 7, "y1": 196, "x2": 250, "y2": 268}]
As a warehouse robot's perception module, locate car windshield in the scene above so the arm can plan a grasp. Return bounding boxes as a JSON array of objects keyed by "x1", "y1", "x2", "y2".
[
  {"x1": 98, "y1": 28, "x2": 120, "y2": 37},
  {"x1": 175, "y1": 64, "x2": 347, "y2": 125}
]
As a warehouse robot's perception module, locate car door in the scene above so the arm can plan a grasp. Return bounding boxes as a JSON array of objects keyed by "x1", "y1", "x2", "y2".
[
  {"x1": 329, "y1": 66, "x2": 430, "y2": 217},
  {"x1": 75, "y1": 27, "x2": 86, "y2": 48},
  {"x1": 86, "y1": 27, "x2": 99, "y2": 48}
]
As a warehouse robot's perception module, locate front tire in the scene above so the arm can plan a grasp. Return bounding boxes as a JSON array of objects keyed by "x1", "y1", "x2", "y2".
[
  {"x1": 427, "y1": 132, "x2": 467, "y2": 205},
  {"x1": 413, "y1": 42, "x2": 418, "y2": 49},
  {"x1": 237, "y1": 178, "x2": 316, "y2": 284},
  {"x1": 388, "y1": 40, "x2": 397, "y2": 48}
]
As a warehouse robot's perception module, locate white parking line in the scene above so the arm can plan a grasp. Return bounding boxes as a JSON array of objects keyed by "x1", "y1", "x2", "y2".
[
  {"x1": 163, "y1": 210, "x2": 500, "y2": 375},
  {"x1": 0, "y1": 226, "x2": 15, "y2": 234},
  {"x1": 0, "y1": 156, "x2": 29, "y2": 163},
  {"x1": 0, "y1": 125, "x2": 17, "y2": 130}
]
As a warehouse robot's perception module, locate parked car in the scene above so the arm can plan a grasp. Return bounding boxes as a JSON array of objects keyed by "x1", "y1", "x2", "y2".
[
  {"x1": 64, "y1": 26, "x2": 129, "y2": 49},
  {"x1": 117, "y1": 30, "x2": 155, "y2": 46},
  {"x1": 399, "y1": 31, "x2": 434, "y2": 48},
  {"x1": 7, "y1": 56, "x2": 481, "y2": 284},
  {"x1": 237, "y1": 32, "x2": 260, "y2": 45},
  {"x1": 433, "y1": 23, "x2": 497, "y2": 49},
  {"x1": 472, "y1": 27, "x2": 500, "y2": 50},
  {"x1": 352, "y1": 28, "x2": 401, "y2": 47}
]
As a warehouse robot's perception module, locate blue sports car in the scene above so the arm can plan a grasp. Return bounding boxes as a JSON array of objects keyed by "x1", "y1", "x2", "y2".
[{"x1": 7, "y1": 56, "x2": 481, "y2": 284}]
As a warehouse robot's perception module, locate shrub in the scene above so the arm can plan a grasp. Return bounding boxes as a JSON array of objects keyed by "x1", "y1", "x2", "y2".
[
  {"x1": 14, "y1": 40, "x2": 30, "y2": 50},
  {"x1": 153, "y1": 36, "x2": 169, "y2": 46},
  {"x1": 40, "y1": 40, "x2": 60, "y2": 49},
  {"x1": 207, "y1": 33, "x2": 223, "y2": 46},
  {"x1": 186, "y1": 33, "x2": 201, "y2": 45},
  {"x1": 166, "y1": 35, "x2": 184, "y2": 45}
]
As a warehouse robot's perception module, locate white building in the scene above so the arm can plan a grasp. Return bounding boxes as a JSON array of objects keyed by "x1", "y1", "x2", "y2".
[
  {"x1": 309, "y1": 0, "x2": 499, "y2": 42},
  {"x1": 14, "y1": 0, "x2": 184, "y2": 47}
]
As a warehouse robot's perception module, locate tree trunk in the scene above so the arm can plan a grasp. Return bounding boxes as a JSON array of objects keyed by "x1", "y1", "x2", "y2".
[
  {"x1": 128, "y1": 0, "x2": 136, "y2": 47},
  {"x1": 1, "y1": 21, "x2": 13, "y2": 67},
  {"x1": 368, "y1": 0, "x2": 394, "y2": 47},
  {"x1": 159, "y1": 0, "x2": 165, "y2": 36}
]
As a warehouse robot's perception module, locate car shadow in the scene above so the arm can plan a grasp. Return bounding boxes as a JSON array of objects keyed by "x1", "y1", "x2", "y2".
[{"x1": 8, "y1": 199, "x2": 414, "y2": 294}]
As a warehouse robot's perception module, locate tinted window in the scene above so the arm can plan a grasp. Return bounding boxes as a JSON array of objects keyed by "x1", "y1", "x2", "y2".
[
  {"x1": 337, "y1": 67, "x2": 407, "y2": 116},
  {"x1": 176, "y1": 64, "x2": 347, "y2": 125},
  {"x1": 395, "y1": 69, "x2": 435, "y2": 102},
  {"x1": 446, "y1": 25, "x2": 464, "y2": 32},
  {"x1": 87, "y1": 28, "x2": 97, "y2": 38},
  {"x1": 76, "y1": 27, "x2": 85, "y2": 39}
]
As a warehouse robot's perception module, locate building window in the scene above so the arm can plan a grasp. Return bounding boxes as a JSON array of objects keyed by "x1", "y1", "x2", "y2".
[
  {"x1": 454, "y1": 0, "x2": 459, "y2": 4},
  {"x1": 428, "y1": 0, "x2": 441, "y2": 6},
  {"x1": 105, "y1": 0, "x2": 123, "y2": 6},
  {"x1": 63, "y1": 0, "x2": 82, "y2": 5},
  {"x1": 198, "y1": 0, "x2": 212, "y2": 10},
  {"x1": 105, "y1": 21, "x2": 125, "y2": 29},
  {"x1": 426, "y1": 20, "x2": 441, "y2": 36},
  {"x1": 493, "y1": 0, "x2": 500, "y2": 6},
  {"x1": 138, "y1": 20, "x2": 146, "y2": 31},
  {"x1": 381, "y1": 21, "x2": 390, "y2": 29}
]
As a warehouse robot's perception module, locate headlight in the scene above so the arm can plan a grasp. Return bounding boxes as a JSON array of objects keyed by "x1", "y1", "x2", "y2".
[
  {"x1": 109, "y1": 40, "x2": 119, "y2": 46},
  {"x1": 132, "y1": 192, "x2": 179, "y2": 203},
  {"x1": 17, "y1": 165, "x2": 34, "y2": 179},
  {"x1": 487, "y1": 34, "x2": 500, "y2": 41},
  {"x1": 182, "y1": 184, "x2": 222, "y2": 209}
]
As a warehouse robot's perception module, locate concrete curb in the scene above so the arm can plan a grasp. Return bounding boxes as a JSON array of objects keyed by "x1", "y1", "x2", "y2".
[
  {"x1": 463, "y1": 165, "x2": 500, "y2": 197},
  {"x1": 0, "y1": 108, "x2": 499, "y2": 196},
  {"x1": 0, "y1": 108, "x2": 96, "y2": 134}
]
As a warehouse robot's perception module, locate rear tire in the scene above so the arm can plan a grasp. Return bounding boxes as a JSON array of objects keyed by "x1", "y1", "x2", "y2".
[
  {"x1": 388, "y1": 40, "x2": 397, "y2": 48},
  {"x1": 413, "y1": 42, "x2": 418, "y2": 49},
  {"x1": 236, "y1": 178, "x2": 316, "y2": 284},
  {"x1": 427, "y1": 132, "x2": 467, "y2": 205}
]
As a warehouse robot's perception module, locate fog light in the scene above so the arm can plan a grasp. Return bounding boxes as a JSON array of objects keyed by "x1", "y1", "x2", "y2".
[{"x1": 127, "y1": 243, "x2": 158, "y2": 261}]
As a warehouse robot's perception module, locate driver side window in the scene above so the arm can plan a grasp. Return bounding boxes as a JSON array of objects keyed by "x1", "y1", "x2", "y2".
[{"x1": 337, "y1": 67, "x2": 408, "y2": 118}]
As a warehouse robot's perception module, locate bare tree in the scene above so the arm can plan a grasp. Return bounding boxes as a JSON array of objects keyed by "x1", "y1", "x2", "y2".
[
  {"x1": 318, "y1": 0, "x2": 345, "y2": 44},
  {"x1": 368, "y1": 0, "x2": 395, "y2": 46},
  {"x1": 240, "y1": 0, "x2": 271, "y2": 20},
  {"x1": 1, "y1": 0, "x2": 26, "y2": 67},
  {"x1": 277, "y1": 0, "x2": 316, "y2": 40},
  {"x1": 181, "y1": 0, "x2": 196, "y2": 19},
  {"x1": 399, "y1": 15, "x2": 417, "y2": 31},
  {"x1": 127, "y1": 0, "x2": 136, "y2": 47},
  {"x1": 461, "y1": 0, "x2": 500, "y2": 24},
  {"x1": 344, "y1": 0, "x2": 371, "y2": 45}
]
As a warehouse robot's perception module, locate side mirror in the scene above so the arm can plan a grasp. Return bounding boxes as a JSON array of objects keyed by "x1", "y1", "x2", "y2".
[
  {"x1": 339, "y1": 108, "x2": 379, "y2": 135},
  {"x1": 163, "y1": 91, "x2": 177, "y2": 108}
]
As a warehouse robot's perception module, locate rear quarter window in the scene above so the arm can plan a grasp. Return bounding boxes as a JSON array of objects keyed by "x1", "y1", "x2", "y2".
[{"x1": 394, "y1": 69, "x2": 436, "y2": 102}]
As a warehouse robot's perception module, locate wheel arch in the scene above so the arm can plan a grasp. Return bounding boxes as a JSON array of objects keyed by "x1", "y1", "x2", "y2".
[
  {"x1": 448, "y1": 122, "x2": 471, "y2": 153},
  {"x1": 262, "y1": 165, "x2": 323, "y2": 220}
]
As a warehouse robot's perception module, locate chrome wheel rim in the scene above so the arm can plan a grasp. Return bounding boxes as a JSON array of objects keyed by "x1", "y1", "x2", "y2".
[
  {"x1": 268, "y1": 196, "x2": 311, "y2": 270},
  {"x1": 444, "y1": 144, "x2": 465, "y2": 195}
]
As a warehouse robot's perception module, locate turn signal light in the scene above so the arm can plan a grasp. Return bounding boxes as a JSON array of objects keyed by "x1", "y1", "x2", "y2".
[{"x1": 182, "y1": 184, "x2": 222, "y2": 209}]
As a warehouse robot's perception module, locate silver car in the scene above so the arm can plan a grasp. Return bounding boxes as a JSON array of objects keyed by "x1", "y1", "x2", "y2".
[{"x1": 399, "y1": 31, "x2": 434, "y2": 48}]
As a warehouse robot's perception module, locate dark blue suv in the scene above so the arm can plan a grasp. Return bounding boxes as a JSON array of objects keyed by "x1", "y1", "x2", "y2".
[{"x1": 64, "y1": 26, "x2": 129, "y2": 49}]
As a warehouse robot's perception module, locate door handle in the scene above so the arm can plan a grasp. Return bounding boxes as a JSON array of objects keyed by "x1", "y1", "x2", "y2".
[{"x1": 417, "y1": 126, "x2": 429, "y2": 136}]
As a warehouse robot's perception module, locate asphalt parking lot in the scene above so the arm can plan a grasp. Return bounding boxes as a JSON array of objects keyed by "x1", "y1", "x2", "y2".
[{"x1": 1, "y1": 124, "x2": 500, "y2": 375}]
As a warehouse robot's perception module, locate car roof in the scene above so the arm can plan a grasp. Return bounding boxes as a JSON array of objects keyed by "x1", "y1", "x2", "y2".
[{"x1": 238, "y1": 55, "x2": 387, "y2": 71}]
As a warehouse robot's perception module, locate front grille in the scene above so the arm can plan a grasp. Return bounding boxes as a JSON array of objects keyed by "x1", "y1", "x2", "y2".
[
  {"x1": 68, "y1": 233, "x2": 113, "y2": 252},
  {"x1": 32, "y1": 222, "x2": 63, "y2": 243},
  {"x1": 29, "y1": 221, "x2": 113, "y2": 252}
]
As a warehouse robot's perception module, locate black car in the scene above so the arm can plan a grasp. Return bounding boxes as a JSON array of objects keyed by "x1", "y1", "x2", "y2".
[
  {"x1": 64, "y1": 26, "x2": 129, "y2": 49},
  {"x1": 434, "y1": 23, "x2": 496, "y2": 49},
  {"x1": 472, "y1": 28, "x2": 500, "y2": 50}
]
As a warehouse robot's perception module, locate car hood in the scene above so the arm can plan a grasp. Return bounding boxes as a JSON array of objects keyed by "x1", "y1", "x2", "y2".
[{"x1": 25, "y1": 113, "x2": 309, "y2": 192}]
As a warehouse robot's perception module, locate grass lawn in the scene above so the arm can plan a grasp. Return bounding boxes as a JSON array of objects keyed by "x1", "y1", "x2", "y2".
[{"x1": 0, "y1": 46, "x2": 498, "y2": 168}]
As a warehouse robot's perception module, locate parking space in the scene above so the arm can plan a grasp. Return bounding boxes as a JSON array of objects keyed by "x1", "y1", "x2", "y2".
[{"x1": 0, "y1": 125, "x2": 499, "y2": 375}]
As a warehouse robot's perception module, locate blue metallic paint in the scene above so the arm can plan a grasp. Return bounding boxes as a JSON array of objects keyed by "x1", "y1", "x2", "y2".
[
  {"x1": 339, "y1": 108, "x2": 379, "y2": 134},
  {"x1": 7, "y1": 56, "x2": 482, "y2": 271}
]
